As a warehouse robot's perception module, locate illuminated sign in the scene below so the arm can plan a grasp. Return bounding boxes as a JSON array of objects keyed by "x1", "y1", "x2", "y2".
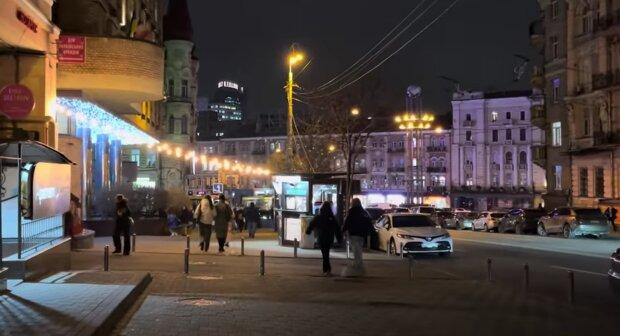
[
  {"x1": 217, "y1": 81, "x2": 240, "y2": 90},
  {"x1": 58, "y1": 35, "x2": 86, "y2": 63},
  {"x1": 16, "y1": 9, "x2": 37, "y2": 33},
  {"x1": 29, "y1": 163, "x2": 71, "y2": 220},
  {"x1": 0, "y1": 84, "x2": 35, "y2": 119}
]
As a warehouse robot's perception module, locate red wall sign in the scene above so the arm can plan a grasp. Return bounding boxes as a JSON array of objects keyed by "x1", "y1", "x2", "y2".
[
  {"x1": 0, "y1": 84, "x2": 35, "y2": 120},
  {"x1": 16, "y1": 9, "x2": 38, "y2": 33},
  {"x1": 58, "y1": 35, "x2": 86, "y2": 63}
]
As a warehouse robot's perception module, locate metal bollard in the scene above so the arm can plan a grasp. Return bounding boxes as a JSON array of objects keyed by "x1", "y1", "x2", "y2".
[
  {"x1": 487, "y1": 258, "x2": 492, "y2": 281},
  {"x1": 400, "y1": 242, "x2": 404, "y2": 259},
  {"x1": 346, "y1": 240, "x2": 351, "y2": 259},
  {"x1": 366, "y1": 235, "x2": 371, "y2": 250},
  {"x1": 184, "y1": 248, "x2": 190, "y2": 274},
  {"x1": 131, "y1": 234, "x2": 136, "y2": 253},
  {"x1": 408, "y1": 256, "x2": 415, "y2": 280},
  {"x1": 186, "y1": 235, "x2": 190, "y2": 250},
  {"x1": 568, "y1": 271, "x2": 575, "y2": 304},
  {"x1": 524, "y1": 263, "x2": 530, "y2": 291},
  {"x1": 259, "y1": 250, "x2": 265, "y2": 276},
  {"x1": 241, "y1": 237, "x2": 245, "y2": 256},
  {"x1": 294, "y1": 238, "x2": 298, "y2": 258},
  {"x1": 104, "y1": 245, "x2": 109, "y2": 272}
]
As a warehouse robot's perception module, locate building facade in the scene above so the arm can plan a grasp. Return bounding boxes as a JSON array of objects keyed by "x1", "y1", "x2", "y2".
[
  {"x1": 160, "y1": 0, "x2": 199, "y2": 190},
  {"x1": 564, "y1": 0, "x2": 620, "y2": 208},
  {"x1": 450, "y1": 91, "x2": 546, "y2": 211},
  {"x1": 209, "y1": 80, "x2": 245, "y2": 121}
]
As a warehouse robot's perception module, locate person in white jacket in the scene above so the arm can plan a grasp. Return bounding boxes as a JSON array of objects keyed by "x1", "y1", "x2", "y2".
[{"x1": 194, "y1": 195, "x2": 216, "y2": 252}]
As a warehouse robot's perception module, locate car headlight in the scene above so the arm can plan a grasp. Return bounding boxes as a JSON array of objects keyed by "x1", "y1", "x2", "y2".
[{"x1": 397, "y1": 233, "x2": 414, "y2": 239}]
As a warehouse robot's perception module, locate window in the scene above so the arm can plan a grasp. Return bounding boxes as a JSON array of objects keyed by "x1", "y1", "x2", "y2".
[
  {"x1": 491, "y1": 111, "x2": 498, "y2": 122},
  {"x1": 552, "y1": 122, "x2": 562, "y2": 146},
  {"x1": 595, "y1": 167, "x2": 604, "y2": 198},
  {"x1": 168, "y1": 115, "x2": 175, "y2": 134},
  {"x1": 412, "y1": 158, "x2": 417, "y2": 167},
  {"x1": 551, "y1": 0, "x2": 559, "y2": 20},
  {"x1": 492, "y1": 130, "x2": 498, "y2": 142},
  {"x1": 465, "y1": 131, "x2": 472, "y2": 141},
  {"x1": 550, "y1": 35, "x2": 559, "y2": 59},
  {"x1": 506, "y1": 129, "x2": 512, "y2": 141},
  {"x1": 146, "y1": 153, "x2": 156, "y2": 167},
  {"x1": 181, "y1": 115, "x2": 188, "y2": 134},
  {"x1": 579, "y1": 168, "x2": 588, "y2": 197},
  {"x1": 552, "y1": 78, "x2": 561, "y2": 103},
  {"x1": 584, "y1": 117, "x2": 590, "y2": 136},
  {"x1": 581, "y1": 8, "x2": 591, "y2": 34},
  {"x1": 554, "y1": 165, "x2": 562, "y2": 191},
  {"x1": 519, "y1": 151, "x2": 527, "y2": 165},
  {"x1": 181, "y1": 80, "x2": 188, "y2": 98},
  {"x1": 520, "y1": 128, "x2": 526, "y2": 141},
  {"x1": 520, "y1": 111, "x2": 525, "y2": 121},
  {"x1": 505, "y1": 152, "x2": 513, "y2": 164},
  {"x1": 131, "y1": 149, "x2": 140, "y2": 166},
  {"x1": 168, "y1": 79, "x2": 175, "y2": 96},
  {"x1": 466, "y1": 113, "x2": 471, "y2": 121},
  {"x1": 506, "y1": 112, "x2": 512, "y2": 120}
]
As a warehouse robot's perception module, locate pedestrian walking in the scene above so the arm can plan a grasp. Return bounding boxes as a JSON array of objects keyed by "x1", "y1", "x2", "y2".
[
  {"x1": 214, "y1": 194, "x2": 234, "y2": 253},
  {"x1": 167, "y1": 207, "x2": 181, "y2": 237},
  {"x1": 244, "y1": 202, "x2": 261, "y2": 239},
  {"x1": 235, "y1": 208, "x2": 246, "y2": 233},
  {"x1": 341, "y1": 198, "x2": 373, "y2": 277},
  {"x1": 113, "y1": 195, "x2": 132, "y2": 255},
  {"x1": 194, "y1": 195, "x2": 216, "y2": 252},
  {"x1": 605, "y1": 206, "x2": 618, "y2": 232},
  {"x1": 306, "y1": 201, "x2": 341, "y2": 276}
]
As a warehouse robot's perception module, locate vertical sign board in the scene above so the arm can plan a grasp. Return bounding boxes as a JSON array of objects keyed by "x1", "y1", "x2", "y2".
[
  {"x1": 212, "y1": 183, "x2": 224, "y2": 194},
  {"x1": 58, "y1": 35, "x2": 86, "y2": 63}
]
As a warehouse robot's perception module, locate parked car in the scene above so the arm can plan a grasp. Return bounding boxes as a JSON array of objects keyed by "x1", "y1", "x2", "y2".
[
  {"x1": 472, "y1": 212, "x2": 506, "y2": 232},
  {"x1": 365, "y1": 207, "x2": 386, "y2": 222},
  {"x1": 436, "y1": 210, "x2": 455, "y2": 228},
  {"x1": 537, "y1": 207, "x2": 612, "y2": 238},
  {"x1": 498, "y1": 208, "x2": 546, "y2": 234},
  {"x1": 412, "y1": 206, "x2": 438, "y2": 224},
  {"x1": 374, "y1": 213, "x2": 453, "y2": 256},
  {"x1": 390, "y1": 207, "x2": 411, "y2": 214},
  {"x1": 610, "y1": 248, "x2": 620, "y2": 293},
  {"x1": 444, "y1": 211, "x2": 477, "y2": 230}
]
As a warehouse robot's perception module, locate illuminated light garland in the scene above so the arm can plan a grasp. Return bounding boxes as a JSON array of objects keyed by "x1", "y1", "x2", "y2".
[{"x1": 55, "y1": 98, "x2": 159, "y2": 145}]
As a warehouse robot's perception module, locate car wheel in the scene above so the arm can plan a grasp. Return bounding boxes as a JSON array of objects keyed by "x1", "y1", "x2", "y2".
[
  {"x1": 562, "y1": 224, "x2": 572, "y2": 239},
  {"x1": 484, "y1": 223, "x2": 489, "y2": 232},
  {"x1": 389, "y1": 239, "x2": 397, "y2": 255},
  {"x1": 439, "y1": 252, "x2": 450, "y2": 257},
  {"x1": 537, "y1": 222, "x2": 547, "y2": 236},
  {"x1": 515, "y1": 224, "x2": 523, "y2": 235}
]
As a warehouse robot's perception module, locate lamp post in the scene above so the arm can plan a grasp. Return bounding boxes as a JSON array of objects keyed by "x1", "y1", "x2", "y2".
[
  {"x1": 394, "y1": 113, "x2": 434, "y2": 204},
  {"x1": 286, "y1": 47, "x2": 304, "y2": 169}
]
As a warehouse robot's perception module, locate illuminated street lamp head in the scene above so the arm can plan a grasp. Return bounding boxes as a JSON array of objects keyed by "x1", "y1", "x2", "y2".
[
  {"x1": 328, "y1": 144, "x2": 336, "y2": 152},
  {"x1": 288, "y1": 52, "x2": 304, "y2": 66},
  {"x1": 435, "y1": 126, "x2": 443, "y2": 133},
  {"x1": 351, "y1": 107, "x2": 360, "y2": 116}
]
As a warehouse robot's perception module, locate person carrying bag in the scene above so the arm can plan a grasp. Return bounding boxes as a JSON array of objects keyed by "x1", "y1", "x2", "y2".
[{"x1": 194, "y1": 195, "x2": 216, "y2": 252}]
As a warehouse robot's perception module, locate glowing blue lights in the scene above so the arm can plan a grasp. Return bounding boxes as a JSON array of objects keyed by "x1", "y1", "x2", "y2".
[{"x1": 55, "y1": 98, "x2": 159, "y2": 145}]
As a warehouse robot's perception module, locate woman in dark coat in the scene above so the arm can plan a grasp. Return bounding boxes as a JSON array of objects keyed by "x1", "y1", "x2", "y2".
[
  {"x1": 214, "y1": 194, "x2": 233, "y2": 252},
  {"x1": 113, "y1": 197, "x2": 132, "y2": 255},
  {"x1": 306, "y1": 201, "x2": 340, "y2": 276}
]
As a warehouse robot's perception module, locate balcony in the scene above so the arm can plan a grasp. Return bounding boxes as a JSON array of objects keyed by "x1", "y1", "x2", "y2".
[
  {"x1": 388, "y1": 166, "x2": 406, "y2": 173},
  {"x1": 426, "y1": 186, "x2": 448, "y2": 195},
  {"x1": 463, "y1": 140, "x2": 474, "y2": 146},
  {"x1": 592, "y1": 70, "x2": 620, "y2": 91},
  {"x1": 532, "y1": 146, "x2": 546, "y2": 166},
  {"x1": 387, "y1": 147, "x2": 405, "y2": 153},
  {"x1": 426, "y1": 146, "x2": 447, "y2": 152},
  {"x1": 531, "y1": 105, "x2": 546, "y2": 127},
  {"x1": 518, "y1": 164, "x2": 528, "y2": 170},
  {"x1": 354, "y1": 167, "x2": 368, "y2": 174},
  {"x1": 462, "y1": 120, "x2": 475, "y2": 127},
  {"x1": 427, "y1": 166, "x2": 447, "y2": 173}
]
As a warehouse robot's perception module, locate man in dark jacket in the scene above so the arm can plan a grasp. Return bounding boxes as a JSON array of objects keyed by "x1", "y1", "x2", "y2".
[
  {"x1": 341, "y1": 198, "x2": 373, "y2": 277},
  {"x1": 306, "y1": 202, "x2": 340, "y2": 276},
  {"x1": 243, "y1": 202, "x2": 261, "y2": 238},
  {"x1": 113, "y1": 196, "x2": 132, "y2": 255}
]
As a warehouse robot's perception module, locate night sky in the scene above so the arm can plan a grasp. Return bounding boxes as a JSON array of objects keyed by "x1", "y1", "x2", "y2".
[{"x1": 187, "y1": 0, "x2": 540, "y2": 118}]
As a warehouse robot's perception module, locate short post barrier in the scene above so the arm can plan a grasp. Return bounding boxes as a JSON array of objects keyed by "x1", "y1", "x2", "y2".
[
  {"x1": 523, "y1": 263, "x2": 530, "y2": 292},
  {"x1": 487, "y1": 258, "x2": 492, "y2": 281},
  {"x1": 259, "y1": 250, "x2": 265, "y2": 276},
  {"x1": 568, "y1": 271, "x2": 575, "y2": 304},
  {"x1": 387, "y1": 243, "x2": 391, "y2": 256},
  {"x1": 346, "y1": 240, "x2": 351, "y2": 259},
  {"x1": 366, "y1": 235, "x2": 371, "y2": 249},
  {"x1": 131, "y1": 234, "x2": 136, "y2": 253},
  {"x1": 408, "y1": 256, "x2": 415, "y2": 280},
  {"x1": 184, "y1": 248, "x2": 190, "y2": 274},
  {"x1": 186, "y1": 235, "x2": 190, "y2": 250},
  {"x1": 241, "y1": 237, "x2": 245, "y2": 256},
  {"x1": 400, "y1": 242, "x2": 404, "y2": 259},
  {"x1": 104, "y1": 245, "x2": 109, "y2": 272},
  {"x1": 294, "y1": 238, "x2": 298, "y2": 258}
]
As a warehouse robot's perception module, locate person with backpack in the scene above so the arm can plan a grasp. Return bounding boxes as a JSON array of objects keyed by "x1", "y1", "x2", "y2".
[
  {"x1": 341, "y1": 198, "x2": 374, "y2": 277},
  {"x1": 194, "y1": 195, "x2": 216, "y2": 252},
  {"x1": 306, "y1": 201, "x2": 341, "y2": 276},
  {"x1": 244, "y1": 202, "x2": 261, "y2": 238},
  {"x1": 214, "y1": 194, "x2": 233, "y2": 252}
]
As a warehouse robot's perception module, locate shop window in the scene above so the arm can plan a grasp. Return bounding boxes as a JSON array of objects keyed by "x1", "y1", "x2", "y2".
[
  {"x1": 579, "y1": 168, "x2": 588, "y2": 197},
  {"x1": 595, "y1": 167, "x2": 604, "y2": 198},
  {"x1": 131, "y1": 149, "x2": 140, "y2": 166}
]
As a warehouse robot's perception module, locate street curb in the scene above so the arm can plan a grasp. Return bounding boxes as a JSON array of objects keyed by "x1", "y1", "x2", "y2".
[{"x1": 92, "y1": 272, "x2": 152, "y2": 336}]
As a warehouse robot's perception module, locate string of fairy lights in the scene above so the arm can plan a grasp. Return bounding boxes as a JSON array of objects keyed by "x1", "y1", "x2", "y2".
[{"x1": 55, "y1": 98, "x2": 271, "y2": 177}]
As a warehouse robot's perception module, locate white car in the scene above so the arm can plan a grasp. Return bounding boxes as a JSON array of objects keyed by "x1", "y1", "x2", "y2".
[
  {"x1": 374, "y1": 213, "x2": 453, "y2": 256},
  {"x1": 472, "y1": 212, "x2": 506, "y2": 232}
]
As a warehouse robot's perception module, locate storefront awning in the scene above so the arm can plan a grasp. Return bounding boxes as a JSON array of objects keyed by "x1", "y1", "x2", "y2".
[
  {"x1": 0, "y1": 140, "x2": 74, "y2": 164},
  {"x1": 55, "y1": 98, "x2": 159, "y2": 145}
]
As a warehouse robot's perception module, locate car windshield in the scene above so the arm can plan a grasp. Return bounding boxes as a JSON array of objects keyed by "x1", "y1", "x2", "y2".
[
  {"x1": 393, "y1": 208, "x2": 410, "y2": 213},
  {"x1": 418, "y1": 207, "x2": 434, "y2": 214},
  {"x1": 574, "y1": 209, "x2": 604, "y2": 217},
  {"x1": 366, "y1": 208, "x2": 385, "y2": 220},
  {"x1": 491, "y1": 213, "x2": 505, "y2": 218},
  {"x1": 392, "y1": 215, "x2": 435, "y2": 228}
]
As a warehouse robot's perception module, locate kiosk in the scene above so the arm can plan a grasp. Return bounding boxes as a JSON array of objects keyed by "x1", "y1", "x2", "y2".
[{"x1": 273, "y1": 174, "x2": 354, "y2": 247}]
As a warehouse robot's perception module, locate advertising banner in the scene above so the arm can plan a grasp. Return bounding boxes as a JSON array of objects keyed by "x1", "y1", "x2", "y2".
[{"x1": 58, "y1": 35, "x2": 86, "y2": 63}]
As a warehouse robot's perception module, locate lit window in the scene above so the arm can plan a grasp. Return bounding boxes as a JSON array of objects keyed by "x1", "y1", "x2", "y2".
[
  {"x1": 491, "y1": 111, "x2": 498, "y2": 122},
  {"x1": 552, "y1": 122, "x2": 562, "y2": 146},
  {"x1": 131, "y1": 149, "x2": 141, "y2": 166}
]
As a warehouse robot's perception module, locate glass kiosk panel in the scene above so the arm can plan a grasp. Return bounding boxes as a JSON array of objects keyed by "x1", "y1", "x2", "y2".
[
  {"x1": 311, "y1": 184, "x2": 338, "y2": 215},
  {"x1": 282, "y1": 181, "x2": 309, "y2": 212}
]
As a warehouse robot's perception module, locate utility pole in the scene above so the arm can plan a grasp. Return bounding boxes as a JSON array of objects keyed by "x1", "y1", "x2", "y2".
[{"x1": 285, "y1": 46, "x2": 304, "y2": 170}]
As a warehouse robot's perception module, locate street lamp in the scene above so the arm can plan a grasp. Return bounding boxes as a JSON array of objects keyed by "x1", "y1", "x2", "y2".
[
  {"x1": 286, "y1": 47, "x2": 305, "y2": 167},
  {"x1": 351, "y1": 107, "x2": 360, "y2": 116},
  {"x1": 394, "y1": 112, "x2": 435, "y2": 205},
  {"x1": 328, "y1": 144, "x2": 336, "y2": 153}
]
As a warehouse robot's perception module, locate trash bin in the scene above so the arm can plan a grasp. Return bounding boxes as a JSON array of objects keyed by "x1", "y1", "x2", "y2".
[{"x1": 299, "y1": 215, "x2": 315, "y2": 249}]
